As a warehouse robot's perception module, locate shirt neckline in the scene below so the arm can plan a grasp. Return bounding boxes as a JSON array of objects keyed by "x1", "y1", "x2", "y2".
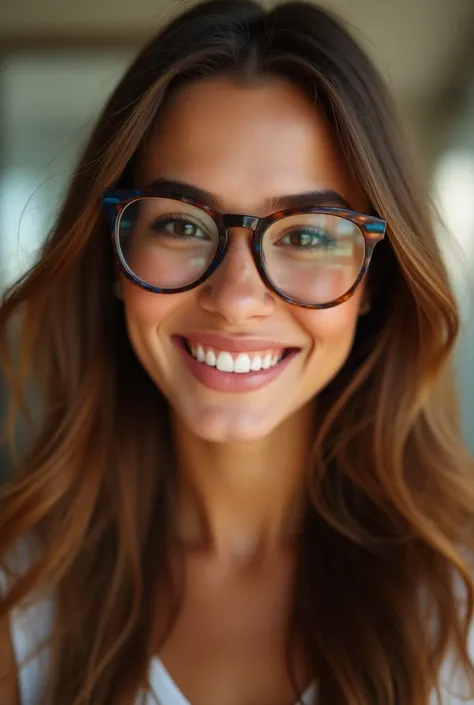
[{"x1": 149, "y1": 657, "x2": 318, "y2": 705}]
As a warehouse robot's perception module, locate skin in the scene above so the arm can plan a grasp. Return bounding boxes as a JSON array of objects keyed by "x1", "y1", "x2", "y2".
[{"x1": 117, "y1": 76, "x2": 371, "y2": 705}]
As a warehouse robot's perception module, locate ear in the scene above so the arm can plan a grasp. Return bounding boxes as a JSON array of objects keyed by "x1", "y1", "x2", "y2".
[{"x1": 359, "y1": 298, "x2": 371, "y2": 316}]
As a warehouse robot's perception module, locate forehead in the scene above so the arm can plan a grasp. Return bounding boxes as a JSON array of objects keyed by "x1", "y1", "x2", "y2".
[{"x1": 137, "y1": 76, "x2": 367, "y2": 214}]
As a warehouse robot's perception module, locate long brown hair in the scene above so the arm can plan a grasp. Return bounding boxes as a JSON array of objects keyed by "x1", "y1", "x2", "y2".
[{"x1": 1, "y1": 2, "x2": 473, "y2": 703}]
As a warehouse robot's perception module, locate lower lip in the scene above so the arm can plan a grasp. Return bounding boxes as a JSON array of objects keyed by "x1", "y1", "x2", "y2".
[{"x1": 174, "y1": 338, "x2": 299, "y2": 393}]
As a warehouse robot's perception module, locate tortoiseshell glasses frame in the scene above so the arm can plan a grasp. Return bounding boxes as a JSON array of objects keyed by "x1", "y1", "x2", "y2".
[{"x1": 102, "y1": 187, "x2": 387, "y2": 310}]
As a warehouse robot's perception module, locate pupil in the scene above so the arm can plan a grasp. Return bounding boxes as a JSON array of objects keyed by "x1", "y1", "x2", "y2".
[
  {"x1": 292, "y1": 231, "x2": 312, "y2": 246},
  {"x1": 176, "y1": 221, "x2": 195, "y2": 236}
]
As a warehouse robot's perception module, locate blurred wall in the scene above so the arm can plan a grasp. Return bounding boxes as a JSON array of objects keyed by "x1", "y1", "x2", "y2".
[{"x1": 432, "y1": 78, "x2": 474, "y2": 446}]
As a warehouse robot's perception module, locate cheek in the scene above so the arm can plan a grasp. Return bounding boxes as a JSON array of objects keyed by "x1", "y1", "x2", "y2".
[
  {"x1": 120, "y1": 279, "x2": 196, "y2": 393},
  {"x1": 121, "y1": 277, "x2": 183, "y2": 331},
  {"x1": 307, "y1": 302, "x2": 359, "y2": 337},
  {"x1": 296, "y1": 296, "x2": 361, "y2": 371},
  {"x1": 120, "y1": 278, "x2": 185, "y2": 376}
]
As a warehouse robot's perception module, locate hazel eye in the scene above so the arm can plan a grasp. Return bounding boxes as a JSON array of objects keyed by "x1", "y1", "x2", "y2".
[
  {"x1": 151, "y1": 217, "x2": 209, "y2": 240},
  {"x1": 277, "y1": 228, "x2": 336, "y2": 250}
]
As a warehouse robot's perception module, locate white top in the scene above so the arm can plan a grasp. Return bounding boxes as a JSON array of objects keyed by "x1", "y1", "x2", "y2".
[
  {"x1": 2, "y1": 540, "x2": 473, "y2": 704},
  {"x1": 8, "y1": 595, "x2": 317, "y2": 705},
  {"x1": 150, "y1": 659, "x2": 317, "y2": 705},
  {"x1": 1, "y1": 540, "x2": 317, "y2": 705}
]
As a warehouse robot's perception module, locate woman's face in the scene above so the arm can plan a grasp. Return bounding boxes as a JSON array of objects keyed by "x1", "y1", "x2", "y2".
[{"x1": 122, "y1": 76, "x2": 368, "y2": 443}]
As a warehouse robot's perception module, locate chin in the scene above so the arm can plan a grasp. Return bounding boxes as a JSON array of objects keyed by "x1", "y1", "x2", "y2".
[{"x1": 175, "y1": 400, "x2": 280, "y2": 444}]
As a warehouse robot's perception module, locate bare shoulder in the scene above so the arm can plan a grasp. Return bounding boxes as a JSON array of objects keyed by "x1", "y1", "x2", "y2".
[{"x1": 0, "y1": 610, "x2": 20, "y2": 705}]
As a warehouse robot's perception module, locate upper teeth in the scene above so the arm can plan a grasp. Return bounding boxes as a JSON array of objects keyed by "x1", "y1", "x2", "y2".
[{"x1": 190, "y1": 344, "x2": 282, "y2": 374}]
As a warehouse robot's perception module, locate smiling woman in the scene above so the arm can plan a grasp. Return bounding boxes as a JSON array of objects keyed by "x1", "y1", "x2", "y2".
[{"x1": 0, "y1": 2, "x2": 474, "y2": 705}]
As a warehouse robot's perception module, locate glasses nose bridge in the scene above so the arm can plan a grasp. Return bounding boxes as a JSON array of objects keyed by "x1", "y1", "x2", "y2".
[
  {"x1": 222, "y1": 213, "x2": 261, "y2": 235},
  {"x1": 217, "y1": 213, "x2": 265, "y2": 291}
]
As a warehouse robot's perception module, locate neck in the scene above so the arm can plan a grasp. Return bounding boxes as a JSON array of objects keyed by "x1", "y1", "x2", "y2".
[{"x1": 170, "y1": 404, "x2": 313, "y2": 562}]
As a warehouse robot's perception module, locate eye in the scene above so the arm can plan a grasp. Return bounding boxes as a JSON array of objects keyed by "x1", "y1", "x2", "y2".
[
  {"x1": 151, "y1": 216, "x2": 210, "y2": 240},
  {"x1": 277, "y1": 228, "x2": 336, "y2": 250}
]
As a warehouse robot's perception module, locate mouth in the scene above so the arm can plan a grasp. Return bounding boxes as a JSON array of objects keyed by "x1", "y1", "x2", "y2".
[
  {"x1": 181, "y1": 338, "x2": 296, "y2": 374},
  {"x1": 173, "y1": 335, "x2": 301, "y2": 392}
]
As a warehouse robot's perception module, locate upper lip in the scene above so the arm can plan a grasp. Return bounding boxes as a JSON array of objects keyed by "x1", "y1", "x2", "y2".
[{"x1": 175, "y1": 332, "x2": 300, "y2": 352}]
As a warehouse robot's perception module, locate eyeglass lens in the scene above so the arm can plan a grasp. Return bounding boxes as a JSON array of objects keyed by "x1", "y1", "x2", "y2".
[{"x1": 116, "y1": 197, "x2": 366, "y2": 305}]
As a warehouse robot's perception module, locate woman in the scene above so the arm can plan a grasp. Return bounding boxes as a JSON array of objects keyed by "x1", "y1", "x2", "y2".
[{"x1": 1, "y1": 1, "x2": 473, "y2": 703}]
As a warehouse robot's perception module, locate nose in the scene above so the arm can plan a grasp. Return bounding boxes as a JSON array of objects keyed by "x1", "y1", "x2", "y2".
[{"x1": 198, "y1": 229, "x2": 275, "y2": 326}]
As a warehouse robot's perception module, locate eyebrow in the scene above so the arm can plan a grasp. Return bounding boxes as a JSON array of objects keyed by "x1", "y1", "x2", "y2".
[{"x1": 143, "y1": 177, "x2": 353, "y2": 212}]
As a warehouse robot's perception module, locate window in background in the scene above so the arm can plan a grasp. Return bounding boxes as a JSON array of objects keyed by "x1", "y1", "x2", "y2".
[
  {"x1": 433, "y1": 86, "x2": 474, "y2": 450},
  {"x1": 0, "y1": 51, "x2": 132, "y2": 291}
]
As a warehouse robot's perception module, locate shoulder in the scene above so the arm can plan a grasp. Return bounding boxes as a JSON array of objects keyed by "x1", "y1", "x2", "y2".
[
  {"x1": 434, "y1": 567, "x2": 474, "y2": 703},
  {"x1": 0, "y1": 536, "x2": 54, "y2": 705}
]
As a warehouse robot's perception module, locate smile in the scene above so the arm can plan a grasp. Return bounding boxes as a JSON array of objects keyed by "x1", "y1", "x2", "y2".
[
  {"x1": 186, "y1": 342, "x2": 283, "y2": 374},
  {"x1": 174, "y1": 335, "x2": 300, "y2": 393}
]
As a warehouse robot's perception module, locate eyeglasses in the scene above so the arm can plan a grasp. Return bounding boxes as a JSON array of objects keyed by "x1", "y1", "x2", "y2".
[{"x1": 102, "y1": 188, "x2": 386, "y2": 309}]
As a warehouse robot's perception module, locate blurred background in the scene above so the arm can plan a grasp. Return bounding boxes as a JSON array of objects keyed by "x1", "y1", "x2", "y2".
[{"x1": 0, "y1": 0, "x2": 473, "y2": 467}]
